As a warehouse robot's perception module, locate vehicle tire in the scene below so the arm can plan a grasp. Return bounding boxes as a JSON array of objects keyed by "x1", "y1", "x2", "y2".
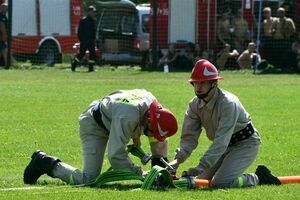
[{"x1": 38, "y1": 42, "x2": 61, "y2": 67}]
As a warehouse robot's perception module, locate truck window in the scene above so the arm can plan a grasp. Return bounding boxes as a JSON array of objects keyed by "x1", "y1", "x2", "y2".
[
  {"x1": 142, "y1": 14, "x2": 149, "y2": 33},
  {"x1": 39, "y1": 0, "x2": 71, "y2": 35},
  {"x1": 12, "y1": 0, "x2": 37, "y2": 36}
]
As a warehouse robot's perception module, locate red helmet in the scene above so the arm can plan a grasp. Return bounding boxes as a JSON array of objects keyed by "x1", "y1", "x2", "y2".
[
  {"x1": 149, "y1": 101, "x2": 178, "y2": 142},
  {"x1": 189, "y1": 59, "x2": 223, "y2": 82}
]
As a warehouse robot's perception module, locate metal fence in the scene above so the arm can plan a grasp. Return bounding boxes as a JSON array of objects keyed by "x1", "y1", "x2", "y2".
[
  {"x1": 149, "y1": 0, "x2": 299, "y2": 72},
  {"x1": 1, "y1": 0, "x2": 299, "y2": 72}
]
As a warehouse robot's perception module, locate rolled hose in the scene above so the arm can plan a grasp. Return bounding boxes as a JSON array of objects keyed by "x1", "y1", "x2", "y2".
[
  {"x1": 127, "y1": 145, "x2": 152, "y2": 165},
  {"x1": 85, "y1": 165, "x2": 300, "y2": 189},
  {"x1": 85, "y1": 169, "x2": 144, "y2": 187}
]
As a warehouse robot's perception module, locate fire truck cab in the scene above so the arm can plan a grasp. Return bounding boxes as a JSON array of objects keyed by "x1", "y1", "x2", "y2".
[{"x1": 4, "y1": 0, "x2": 83, "y2": 66}]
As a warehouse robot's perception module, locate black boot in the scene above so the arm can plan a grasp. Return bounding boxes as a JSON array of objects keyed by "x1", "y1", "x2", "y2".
[
  {"x1": 255, "y1": 165, "x2": 281, "y2": 185},
  {"x1": 88, "y1": 63, "x2": 94, "y2": 72},
  {"x1": 23, "y1": 150, "x2": 61, "y2": 184},
  {"x1": 71, "y1": 59, "x2": 79, "y2": 72}
]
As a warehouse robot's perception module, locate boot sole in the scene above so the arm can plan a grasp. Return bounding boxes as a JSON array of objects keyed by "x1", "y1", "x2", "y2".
[
  {"x1": 256, "y1": 165, "x2": 281, "y2": 185},
  {"x1": 23, "y1": 150, "x2": 46, "y2": 184}
]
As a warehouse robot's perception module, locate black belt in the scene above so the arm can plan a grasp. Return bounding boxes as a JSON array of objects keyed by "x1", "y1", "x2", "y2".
[
  {"x1": 92, "y1": 103, "x2": 107, "y2": 130},
  {"x1": 229, "y1": 122, "x2": 254, "y2": 147}
]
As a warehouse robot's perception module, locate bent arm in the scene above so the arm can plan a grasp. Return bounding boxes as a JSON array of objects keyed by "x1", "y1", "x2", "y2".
[
  {"x1": 175, "y1": 102, "x2": 202, "y2": 164},
  {"x1": 108, "y1": 115, "x2": 142, "y2": 175}
]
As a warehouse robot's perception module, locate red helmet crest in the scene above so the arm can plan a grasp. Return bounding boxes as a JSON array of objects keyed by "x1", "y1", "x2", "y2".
[
  {"x1": 189, "y1": 59, "x2": 223, "y2": 82},
  {"x1": 149, "y1": 101, "x2": 178, "y2": 142}
]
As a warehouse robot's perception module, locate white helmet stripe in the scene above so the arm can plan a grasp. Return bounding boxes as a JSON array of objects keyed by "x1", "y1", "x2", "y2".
[{"x1": 157, "y1": 122, "x2": 168, "y2": 137}]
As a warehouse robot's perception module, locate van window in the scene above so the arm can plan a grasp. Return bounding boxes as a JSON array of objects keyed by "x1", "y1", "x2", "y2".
[
  {"x1": 142, "y1": 14, "x2": 149, "y2": 33},
  {"x1": 100, "y1": 11, "x2": 119, "y2": 32},
  {"x1": 121, "y1": 15, "x2": 136, "y2": 35}
]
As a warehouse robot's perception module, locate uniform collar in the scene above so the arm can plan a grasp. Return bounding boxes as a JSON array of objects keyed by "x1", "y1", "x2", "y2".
[{"x1": 199, "y1": 88, "x2": 219, "y2": 110}]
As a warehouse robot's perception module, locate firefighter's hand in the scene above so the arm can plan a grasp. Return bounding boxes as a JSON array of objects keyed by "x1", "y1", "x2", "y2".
[
  {"x1": 168, "y1": 159, "x2": 179, "y2": 171},
  {"x1": 183, "y1": 165, "x2": 204, "y2": 177},
  {"x1": 142, "y1": 170, "x2": 150, "y2": 177},
  {"x1": 132, "y1": 136, "x2": 141, "y2": 147}
]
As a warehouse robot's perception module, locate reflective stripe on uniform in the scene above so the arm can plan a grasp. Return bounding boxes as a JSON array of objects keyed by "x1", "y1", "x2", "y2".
[
  {"x1": 120, "y1": 98, "x2": 131, "y2": 104},
  {"x1": 148, "y1": 136, "x2": 158, "y2": 144},
  {"x1": 69, "y1": 174, "x2": 75, "y2": 185},
  {"x1": 237, "y1": 176, "x2": 244, "y2": 188},
  {"x1": 148, "y1": 136, "x2": 168, "y2": 144},
  {"x1": 88, "y1": 60, "x2": 95, "y2": 64}
]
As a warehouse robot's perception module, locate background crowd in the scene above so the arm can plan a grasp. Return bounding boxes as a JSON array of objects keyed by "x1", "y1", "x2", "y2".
[{"x1": 149, "y1": 6, "x2": 299, "y2": 73}]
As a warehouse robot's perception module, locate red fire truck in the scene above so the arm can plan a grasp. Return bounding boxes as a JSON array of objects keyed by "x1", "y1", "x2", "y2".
[
  {"x1": 1, "y1": 0, "x2": 83, "y2": 66},
  {"x1": 149, "y1": 0, "x2": 217, "y2": 52},
  {"x1": 149, "y1": 0, "x2": 299, "y2": 53}
]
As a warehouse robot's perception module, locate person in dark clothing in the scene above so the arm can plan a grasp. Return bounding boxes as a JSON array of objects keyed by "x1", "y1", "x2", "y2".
[
  {"x1": 281, "y1": 33, "x2": 300, "y2": 72},
  {"x1": 71, "y1": 5, "x2": 96, "y2": 72},
  {"x1": 158, "y1": 43, "x2": 179, "y2": 70},
  {"x1": 0, "y1": 3, "x2": 8, "y2": 67},
  {"x1": 178, "y1": 42, "x2": 196, "y2": 70}
]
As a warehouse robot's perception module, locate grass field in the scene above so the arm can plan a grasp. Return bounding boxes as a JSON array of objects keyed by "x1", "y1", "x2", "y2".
[{"x1": 0, "y1": 66, "x2": 299, "y2": 199}]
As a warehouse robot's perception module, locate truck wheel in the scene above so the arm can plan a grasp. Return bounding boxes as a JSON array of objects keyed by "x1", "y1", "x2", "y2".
[{"x1": 38, "y1": 43, "x2": 61, "y2": 67}]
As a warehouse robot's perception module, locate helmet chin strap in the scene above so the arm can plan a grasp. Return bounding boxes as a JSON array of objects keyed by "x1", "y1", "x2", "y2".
[{"x1": 196, "y1": 83, "x2": 215, "y2": 100}]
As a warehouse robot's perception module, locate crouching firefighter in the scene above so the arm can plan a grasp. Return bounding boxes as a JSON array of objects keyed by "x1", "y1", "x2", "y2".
[
  {"x1": 168, "y1": 59, "x2": 281, "y2": 188},
  {"x1": 24, "y1": 89, "x2": 178, "y2": 185},
  {"x1": 71, "y1": 5, "x2": 96, "y2": 72}
]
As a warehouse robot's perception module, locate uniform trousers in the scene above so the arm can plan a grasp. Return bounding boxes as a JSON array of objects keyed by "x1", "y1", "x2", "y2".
[
  {"x1": 198, "y1": 137, "x2": 260, "y2": 188},
  {"x1": 52, "y1": 101, "x2": 108, "y2": 184}
]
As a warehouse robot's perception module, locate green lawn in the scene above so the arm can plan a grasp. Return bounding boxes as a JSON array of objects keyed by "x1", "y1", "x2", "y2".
[{"x1": 0, "y1": 67, "x2": 299, "y2": 199}]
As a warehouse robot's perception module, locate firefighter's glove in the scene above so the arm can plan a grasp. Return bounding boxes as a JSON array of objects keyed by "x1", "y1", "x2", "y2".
[
  {"x1": 151, "y1": 157, "x2": 169, "y2": 168},
  {"x1": 168, "y1": 159, "x2": 179, "y2": 172},
  {"x1": 185, "y1": 165, "x2": 204, "y2": 177},
  {"x1": 142, "y1": 170, "x2": 150, "y2": 177}
]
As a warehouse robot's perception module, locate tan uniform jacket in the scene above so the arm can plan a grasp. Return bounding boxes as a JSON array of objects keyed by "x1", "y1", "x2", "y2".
[
  {"x1": 98, "y1": 89, "x2": 168, "y2": 173},
  {"x1": 272, "y1": 17, "x2": 296, "y2": 39},
  {"x1": 175, "y1": 88, "x2": 260, "y2": 170},
  {"x1": 263, "y1": 17, "x2": 275, "y2": 37},
  {"x1": 217, "y1": 19, "x2": 231, "y2": 44},
  {"x1": 232, "y1": 18, "x2": 248, "y2": 39}
]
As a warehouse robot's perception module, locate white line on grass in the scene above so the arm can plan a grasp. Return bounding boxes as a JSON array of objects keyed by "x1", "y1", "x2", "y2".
[{"x1": 0, "y1": 185, "x2": 74, "y2": 191}]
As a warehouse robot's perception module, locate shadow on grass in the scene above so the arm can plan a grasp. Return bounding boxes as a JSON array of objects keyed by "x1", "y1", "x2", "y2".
[
  {"x1": 91, "y1": 183, "x2": 143, "y2": 191},
  {"x1": 141, "y1": 66, "x2": 193, "y2": 72},
  {"x1": 253, "y1": 66, "x2": 300, "y2": 75},
  {"x1": 32, "y1": 180, "x2": 258, "y2": 192},
  {"x1": 37, "y1": 180, "x2": 143, "y2": 191}
]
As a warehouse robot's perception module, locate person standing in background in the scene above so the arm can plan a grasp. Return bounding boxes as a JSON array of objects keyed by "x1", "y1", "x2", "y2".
[
  {"x1": 217, "y1": 11, "x2": 232, "y2": 50},
  {"x1": 0, "y1": 3, "x2": 8, "y2": 67},
  {"x1": 71, "y1": 5, "x2": 97, "y2": 72},
  {"x1": 232, "y1": 9, "x2": 250, "y2": 53},
  {"x1": 271, "y1": 7, "x2": 296, "y2": 69},
  {"x1": 261, "y1": 7, "x2": 276, "y2": 66}
]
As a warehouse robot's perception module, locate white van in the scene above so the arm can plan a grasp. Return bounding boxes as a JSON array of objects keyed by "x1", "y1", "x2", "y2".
[{"x1": 95, "y1": 0, "x2": 150, "y2": 66}]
